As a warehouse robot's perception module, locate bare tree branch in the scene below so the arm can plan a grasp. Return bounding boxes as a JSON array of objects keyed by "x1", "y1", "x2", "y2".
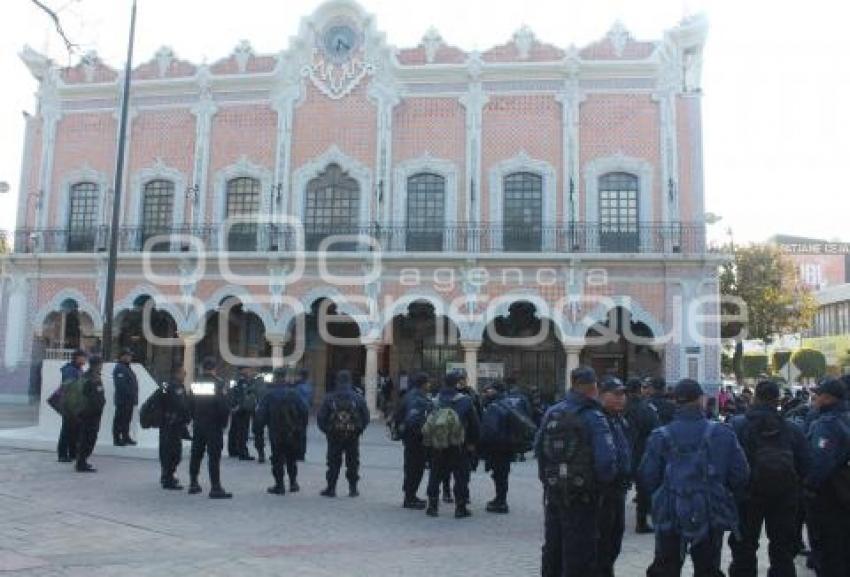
[{"x1": 29, "y1": 0, "x2": 79, "y2": 54}]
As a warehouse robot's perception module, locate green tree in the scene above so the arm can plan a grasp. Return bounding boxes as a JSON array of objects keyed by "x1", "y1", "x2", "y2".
[
  {"x1": 792, "y1": 348, "x2": 827, "y2": 379},
  {"x1": 720, "y1": 243, "x2": 817, "y2": 382}
]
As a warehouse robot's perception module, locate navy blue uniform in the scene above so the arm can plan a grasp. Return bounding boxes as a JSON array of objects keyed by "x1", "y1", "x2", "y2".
[
  {"x1": 480, "y1": 392, "x2": 514, "y2": 508},
  {"x1": 640, "y1": 405, "x2": 749, "y2": 577},
  {"x1": 393, "y1": 387, "x2": 432, "y2": 502},
  {"x1": 625, "y1": 394, "x2": 659, "y2": 529},
  {"x1": 188, "y1": 377, "x2": 230, "y2": 491},
  {"x1": 317, "y1": 383, "x2": 370, "y2": 492},
  {"x1": 76, "y1": 369, "x2": 106, "y2": 470},
  {"x1": 535, "y1": 391, "x2": 619, "y2": 577},
  {"x1": 256, "y1": 382, "x2": 309, "y2": 489},
  {"x1": 647, "y1": 393, "x2": 676, "y2": 426},
  {"x1": 227, "y1": 376, "x2": 256, "y2": 459},
  {"x1": 426, "y1": 388, "x2": 480, "y2": 507},
  {"x1": 728, "y1": 405, "x2": 810, "y2": 577},
  {"x1": 159, "y1": 380, "x2": 190, "y2": 486},
  {"x1": 805, "y1": 404, "x2": 850, "y2": 577},
  {"x1": 57, "y1": 362, "x2": 82, "y2": 461},
  {"x1": 112, "y1": 362, "x2": 138, "y2": 445},
  {"x1": 597, "y1": 412, "x2": 632, "y2": 577}
]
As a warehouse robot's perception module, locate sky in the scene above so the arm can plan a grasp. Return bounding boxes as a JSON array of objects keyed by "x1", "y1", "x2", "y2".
[{"x1": 0, "y1": 0, "x2": 847, "y2": 244}]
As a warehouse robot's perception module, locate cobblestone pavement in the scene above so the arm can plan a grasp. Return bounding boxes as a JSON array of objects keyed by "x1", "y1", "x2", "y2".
[{"x1": 0, "y1": 419, "x2": 815, "y2": 576}]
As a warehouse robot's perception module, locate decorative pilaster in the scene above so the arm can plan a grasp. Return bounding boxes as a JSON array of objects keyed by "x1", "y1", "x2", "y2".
[
  {"x1": 266, "y1": 333, "x2": 287, "y2": 369},
  {"x1": 36, "y1": 99, "x2": 60, "y2": 229},
  {"x1": 564, "y1": 344, "x2": 583, "y2": 393},
  {"x1": 190, "y1": 67, "x2": 218, "y2": 226},
  {"x1": 271, "y1": 85, "x2": 302, "y2": 218},
  {"x1": 459, "y1": 61, "x2": 488, "y2": 227},
  {"x1": 555, "y1": 62, "x2": 584, "y2": 227},
  {"x1": 369, "y1": 80, "x2": 400, "y2": 224},
  {"x1": 4, "y1": 274, "x2": 29, "y2": 368}
]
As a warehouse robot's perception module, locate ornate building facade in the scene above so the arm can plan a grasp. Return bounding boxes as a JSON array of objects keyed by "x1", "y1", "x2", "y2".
[{"x1": 1, "y1": 0, "x2": 720, "y2": 409}]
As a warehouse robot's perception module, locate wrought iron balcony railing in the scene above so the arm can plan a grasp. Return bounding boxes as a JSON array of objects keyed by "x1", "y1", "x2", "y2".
[{"x1": 10, "y1": 222, "x2": 710, "y2": 256}]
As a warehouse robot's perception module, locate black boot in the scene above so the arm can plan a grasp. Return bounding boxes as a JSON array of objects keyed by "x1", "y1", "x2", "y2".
[
  {"x1": 455, "y1": 501, "x2": 471, "y2": 519},
  {"x1": 403, "y1": 495, "x2": 427, "y2": 510},
  {"x1": 485, "y1": 499, "x2": 509, "y2": 514},
  {"x1": 426, "y1": 497, "x2": 439, "y2": 517},
  {"x1": 320, "y1": 485, "x2": 336, "y2": 498},
  {"x1": 162, "y1": 477, "x2": 183, "y2": 490},
  {"x1": 289, "y1": 479, "x2": 300, "y2": 493},
  {"x1": 209, "y1": 486, "x2": 233, "y2": 499},
  {"x1": 348, "y1": 482, "x2": 359, "y2": 498},
  {"x1": 188, "y1": 478, "x2": 202, "y2": 495},
  {"x1": 267, "y1": 484, "x2": 285, "y2": 495}
]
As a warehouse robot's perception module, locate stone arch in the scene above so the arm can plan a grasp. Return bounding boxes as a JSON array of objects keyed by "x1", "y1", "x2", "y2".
[
  {"x1": 34, "y1": 288, "x2": 103, "y2": 335},
  {"x1": 291, "y1": 146, "x2": 372, "y2": 227},
  {"x1": 578, "y1": 295, "x2": 665, "y2": 341},
  {"x1": 113, "y1": 284, "x2": 189, "y2": 332},
  {"x1": 197, "y1": 285, "x2": 274, "y2": 332},
  {"x1": 476, "y1": 290, "x2": 568, "y2": 344}
]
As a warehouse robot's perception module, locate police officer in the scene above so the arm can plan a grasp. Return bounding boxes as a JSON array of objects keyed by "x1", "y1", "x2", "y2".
[
  {"x1": 640, "y1": 379, "x2": 749, "y2": 577},
  {"x1": 392, "y1": 372, "x2": 432, "y2": 509},
  {"x1": 727, "y1": 380, "x2": 810, "y2": 577},
  {"x1": 805, "y1": 377, "x2": 850, "y2": 577},
  {"x1": 75, "y1": 355, "x2": 106, "y2": 473},
  {"x1": 480, "y1": 381, "x2": 514, "y2": 514},
  {"x1": 425, "y1": 371, "x2": 480, "y2": 518},
  {"x1": 57, "y1": 349, "x2": 86, "y2": 462},
  {"x1": 596, "y1": 376, "x2": 632, "y2": 577},
  {"x1": 255, "y1": 368, "x2": 309, "y2": 495},
  {"x1": 536, "y1": 366, "x2": 618, "y2": 577},
  {"x1": 228, "y1": 366, "x2": 257, "y2": 460},
  {"x1": 159, "y1": 366, "x2": 190, "y2": 490},
  {"x1": 624, "y1": 377, "x2": 659, "y2": 533},
  {"x1": 645, "y1": 376, "x2": 675, "y2": 426},
  {"x1": 112, "y1": 348, "x2": 138, "y2": 446},
  {"x1": 187, "y1": 357, "x2": 232, "y2": 499},
  {"x1": 317, "y1": 370, "x2": 370, "y2": 498},
  {"x1": 252, "y1": 371, "x2": 270, "y2": 464}
]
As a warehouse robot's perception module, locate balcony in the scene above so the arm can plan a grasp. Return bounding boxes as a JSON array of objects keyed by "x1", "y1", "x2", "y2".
[{"x1": 9, "y1": 222, "x2": 710, "y2": 256}]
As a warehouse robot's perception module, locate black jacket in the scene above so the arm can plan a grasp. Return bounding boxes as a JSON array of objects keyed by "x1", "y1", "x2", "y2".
[
  {"x1": 624, "y1": 394, "x2": 659, "y2": 473},
  {"x1": 162, "y1": 381, "x2": 191, "y2": 429},
  {"x1": 189, "y1": 376, "x2": 230, "y2": 431},
  {"x1": 113, "y1": 362, "x2": 139, "y2": 407}
]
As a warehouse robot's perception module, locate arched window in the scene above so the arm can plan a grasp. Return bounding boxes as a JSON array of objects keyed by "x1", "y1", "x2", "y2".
[
  {"x1": 304, "y1": 163, "x2": 360, "y2": 251},
  {"x1": 503, "y1": 172, "x2": 542, "y2": 252},
  {"x1": 406, "y1": 173, "x2": 445, "y2": 251},
  {"x1": 141, "y1": 179, "x2": 175, "y2": 251},
  {"x1": 67, "y1": 182, "x2": 99, "y2": 252},
  {"x1": 598, "y1": 172, "x2": 639, "y2": 252},
  {"x1": 226, "y1": 177, "x2": 261, "y2": 251}
]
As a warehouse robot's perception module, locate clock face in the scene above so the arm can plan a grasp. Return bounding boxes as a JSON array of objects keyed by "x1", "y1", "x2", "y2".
[{"x1": 323, "y1": 24, "x2": 358, "y2": 62}]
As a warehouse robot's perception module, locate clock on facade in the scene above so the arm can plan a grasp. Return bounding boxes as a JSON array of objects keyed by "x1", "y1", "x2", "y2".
[{"x1": 322, "y1": 24, "x2": 358, "y2": 62}]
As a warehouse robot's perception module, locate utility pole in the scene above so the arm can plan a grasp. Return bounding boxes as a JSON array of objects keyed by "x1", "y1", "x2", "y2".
[{"x1": 102, "y1": 0, "x2": 137, "y2": 360}]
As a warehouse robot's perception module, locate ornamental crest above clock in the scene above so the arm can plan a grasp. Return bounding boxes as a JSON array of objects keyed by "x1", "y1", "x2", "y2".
[{"x1": 303, "y1": 18, "x2": 374, "y2": 99}]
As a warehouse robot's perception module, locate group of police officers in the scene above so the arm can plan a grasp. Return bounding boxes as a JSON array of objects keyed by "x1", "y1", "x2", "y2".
[{"x1": 52, "y1": 349, "x2": 850, "y2": 577}]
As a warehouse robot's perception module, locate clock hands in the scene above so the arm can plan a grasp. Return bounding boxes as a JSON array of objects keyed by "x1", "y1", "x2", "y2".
[{"x1": 335, "y1": 38, "x2": 350, "y2": 52}]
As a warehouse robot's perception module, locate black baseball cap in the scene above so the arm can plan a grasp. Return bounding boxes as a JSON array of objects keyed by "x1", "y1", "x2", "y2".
[
  {"x1": 599, "y1": 376, "x2": 626, "y2": 394},
  {"x1": 812, "y1": 378, "x2": 847, "y2": 401},
  {"x1": 673, "y1": 378, "x2": 703, "y2": 403},
  {"x1": 571, "y1": 366, "x2": 597, "y2": 386},
  {"x1": 755, "y1": 380, "x2": 780, "y2": 401}
]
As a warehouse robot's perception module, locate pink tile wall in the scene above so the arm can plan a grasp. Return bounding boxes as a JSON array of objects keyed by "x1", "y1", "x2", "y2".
[
  {"x1": 676, "y1": 96, "x2": 702, "y2": 223},
  {"x1": 24, "y1": 119, "x2": 42, "y2": 228},
  {"x1": 482, "y1": 41, "x2": 565, "y2": 63},
  {"x1": 481, "y1": 94, "x2": 563, "y2": 222},
  {"x1": 396, "y1": 45, "x2": 467, "y2": 65},
  {"x1": 126, "y1": 109, "x2": 197, "y2": 223},
  {"x1": 393, "y1": 97, "x2": 466, "y2": 221},
  {"x1": 48, "y1": 112, "x2": 117, "y2": 227},
  {"x1": 579, "y1": 94, "x2": 661, "y2": 222},
  {"x1": 206, "y1": 104, "x2": 278, "y2": 223}
]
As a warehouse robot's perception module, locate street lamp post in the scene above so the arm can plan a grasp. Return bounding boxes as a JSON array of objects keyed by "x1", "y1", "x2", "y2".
[{"x1": 101, "y1": 0, "x2": 137, "y2": 361}]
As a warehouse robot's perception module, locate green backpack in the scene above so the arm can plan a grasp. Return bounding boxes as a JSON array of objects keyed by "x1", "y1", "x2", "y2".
[
  {"x1": 421, "y1": 395, "x2": 466, "y2": 450},
  {"x1": 61, "y1": 378, "x2": 87, "y2": 419}
]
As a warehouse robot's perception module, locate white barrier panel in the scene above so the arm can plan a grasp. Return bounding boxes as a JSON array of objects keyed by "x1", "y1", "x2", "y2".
[{"x1": 0, "y1": 360, "x2": 159, "y2": 452}]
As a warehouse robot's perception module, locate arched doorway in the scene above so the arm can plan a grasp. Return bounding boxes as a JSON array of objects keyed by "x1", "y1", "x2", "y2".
[
  {"x1": 386, "y1": 301, "x2": 461, "y2": 383},
  {"x1": 581, "y1": 306, "x2": 662, "y2": 381},
  {"x1": 40, "y1": 298, "x2": 98, "y2": 354},
  {"x1": 196, "y1": 298, "x2": 269, "y2": 380},
  {"x1": 284, "y1": 298, "x2": 365, "y2": 394},
  {"x1": 113, "y1": 295, "x2": 179, "y2": 383},
  {"x1": 480, "y1": 301, "x2": 565, "y2": 405}
]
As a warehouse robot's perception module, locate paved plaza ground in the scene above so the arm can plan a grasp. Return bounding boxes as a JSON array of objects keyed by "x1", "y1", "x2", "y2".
[{"x1": 0, "y1": 407, "x2": 814, "y2": 576}]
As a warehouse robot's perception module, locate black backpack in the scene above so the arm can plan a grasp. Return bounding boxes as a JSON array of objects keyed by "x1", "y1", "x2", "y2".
[
  {"x1": 503, "y1": 401, "x2": 538, "y2": 453},
  {"x1": 744, "y1": 414, "x2": 798, "y2": 498},
  {"x1": 269, "y1": 389, "x2": 303, "y2": 439},
  {"x1": 140, "y1": 388, "x2": 164, "y2": 429},
  {"x1": 328, "y1": 397, "x2": 362, "y2": 441},
  {"x1": 541, "y1": 406, "x2": 596, "y2": 505}
]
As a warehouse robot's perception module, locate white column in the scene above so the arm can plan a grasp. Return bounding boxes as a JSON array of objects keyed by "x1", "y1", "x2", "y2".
[
  {"x1": 462, "y1": 340, "x2": 481, "y2": 391},
  {"x1": 190, "y1": 92, "x2": 217, "y2": 226},
  {"x1": 364, "y1": 341, "x2": 380, "y2": 416},
  {"x1": 36, "y1": 109, "x2": 60, "y2": 228},
  {"x1": 180, "y1": 333, "x2": 201, "y2": 381},
  {"x1": 4, "y1": 276, "x2": 28, "y2": 368},
  {"x1": 271, "y1": 86, "x2": 300, "y2": 218},
  {"x1": 564, "y1": 344, "x2": 583, "y2": 393},
  {"x1": 459, "y1": 82, "x2": 489, "y2": 231},
  {"x1": 267, "y1": 334, "x2": 286, "y2": 369}
]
